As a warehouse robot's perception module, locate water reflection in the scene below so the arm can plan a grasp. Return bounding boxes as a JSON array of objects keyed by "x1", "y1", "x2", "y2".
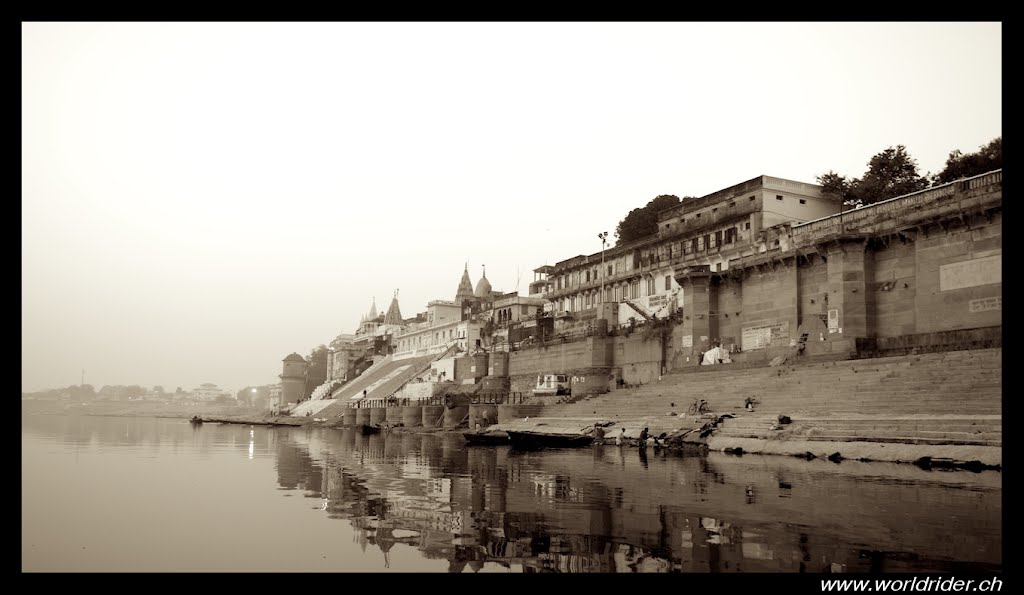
[
  {"x1": 23, "y1": 414, "x2": 1001, "y2": 573},
  {"x1": 271, "y1": 427, "x2": 1000, "y2": 573}
]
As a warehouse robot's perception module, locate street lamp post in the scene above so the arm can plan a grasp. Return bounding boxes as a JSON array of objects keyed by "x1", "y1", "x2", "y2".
[{"x1": 598, "y1": 231, "x2": 608, "y2": 305}]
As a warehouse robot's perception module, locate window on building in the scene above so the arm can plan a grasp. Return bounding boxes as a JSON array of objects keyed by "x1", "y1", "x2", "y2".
[
  {"x1": 647, "y1": 277, "x2": 655, "y2": 295},
  {"x1": 716, "y1": 263, "x2": 722, "y2": 272},
  {"x1": 692, "y1": 238, "x2": 699, "y2": 252},
  {"x1": 704, "y1": 234, "x2": 711, "y2": 248},
  {"x1": 605, "y1": 288, "x2": 612, "y2": 302},
  {"x1": 630, "y1": 281, "x2": 639, "y2": 299},
  {"x1": 750, "y1": 195, "x2": 756, "y2": 201},
  {"x1": 799, "y1": 199, "x2": 807, "y2": 204},
  {"x1": 715, "y1": 230, "x2": 723, "y2": 246},
  {"x1": 729, "y1": 201, "x2": 736, "y2": 208},
  {"x1": 665, "y1": 276, "x2": 671, "y2": 290},
  {"x1": 776, "y1": 195, "x2": 783, "y2": 201},
  {"x1": 585, "y1": 270, "x2": 590, "y2": 282},
  {"x1": 696, "y1": 213, "x2": 701, "y2": 218},
  {"x1": 712, "y1": 208, "x2": 718, "y2": 214},
  {"x1": 745, "y1": 222, "x2": 751, "y2": 230},
  {"x1": 607, "y1": 265, "x2": 613, "y2": 277}
]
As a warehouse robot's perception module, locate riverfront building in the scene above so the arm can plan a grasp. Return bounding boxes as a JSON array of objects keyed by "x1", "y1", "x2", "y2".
[{"x1": 540, "y1": 175, "x2": 838, "y2": 333}]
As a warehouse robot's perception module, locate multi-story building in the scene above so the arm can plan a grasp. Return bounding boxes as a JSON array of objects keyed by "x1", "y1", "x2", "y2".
[
  {"x1": 539, "y1": 175, "x2": 839, "y2": 329},
  {"x1": 327, "y1": 334, "x2": 362, "y2": 382},
  {"x1": 393, "y1": 267, "x2": 491, "y2": 359}
]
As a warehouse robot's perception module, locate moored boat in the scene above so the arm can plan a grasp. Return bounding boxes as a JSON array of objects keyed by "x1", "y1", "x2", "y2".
[
  {"x1": 462, "y1": 430, "x2": 510, "y2": 446},
  {"x1": 506, "y1": 430, "x2": 593, "y2": 450},
  {"x1": 189, "y1": 416, "x2": 203, "y2": 425},
  {"x1": 357, "y1": 424, "x2": 381, "y2": 435}
]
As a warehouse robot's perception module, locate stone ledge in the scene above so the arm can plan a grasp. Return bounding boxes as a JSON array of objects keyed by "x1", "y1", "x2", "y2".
[{"x1": 705, "y1": 435, "x2": 1001, "y2": 468}]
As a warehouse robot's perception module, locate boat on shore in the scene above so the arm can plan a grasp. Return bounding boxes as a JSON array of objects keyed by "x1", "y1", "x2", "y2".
[
  {"x1": 506, "y1": 430, "x2": 593, "y2": 450},
  {"x1": 462, "y1": 430, "x2": 510, "y2": 446}
]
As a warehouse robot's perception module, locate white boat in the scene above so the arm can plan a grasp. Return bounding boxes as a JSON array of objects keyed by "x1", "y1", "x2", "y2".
[{"x1": 532, "y1": 374, "x2": 571, "y2": 397}]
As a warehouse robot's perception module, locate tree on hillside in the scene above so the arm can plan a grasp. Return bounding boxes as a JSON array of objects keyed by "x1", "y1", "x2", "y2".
[
  {"x1": 817, "y1": 145, "x2": 928, "y2": 208},
  {"x1": 303, "y1": 344, "x2": 329, "y2": 400},
  {"x1": 934, "y1": 137, "x2": 1001, "y2": 184},
  {"x1": 614, "y1": 194, "x2": 684, "y2": 245}
]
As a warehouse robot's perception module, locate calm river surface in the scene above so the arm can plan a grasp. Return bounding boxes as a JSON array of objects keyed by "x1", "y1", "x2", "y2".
[{"x1": 22, "y1": 413, "x2": 1001, "y2": 573}]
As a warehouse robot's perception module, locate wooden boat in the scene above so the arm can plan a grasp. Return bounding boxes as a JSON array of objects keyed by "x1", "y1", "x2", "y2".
[
  {"x1": 189, "y1": 416, "x2": 203, "y2": 425},
  {"x1": 462, "y1": 430, "x2": 510, "y2": 446},
  {"x1": 357, "y1": 424, "x2": 381, "y2": 435},
  {"x1": 506, "y1": 430, "x2": 593, "y2": 450}
]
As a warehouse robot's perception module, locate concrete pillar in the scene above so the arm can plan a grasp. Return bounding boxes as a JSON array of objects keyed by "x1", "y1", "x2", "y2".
[
  {"x1": 422, "y1": 405, "x2": 445, "y2": 428},
  {"x1": 369, "y1": 407, "x2": 386, "y2": 425},
  {"x1": 402, "y1": 406, "x2": 423, "y2": 427},
  {"x1": 675, "y1": 265, "x2": 713, "y2": 364},
  {"x1": 340, "y1": 408, "x2": 355, "y2": 427},
  {"x1": 488, "y1": 352, "x2": 510, "y2": 377},
  {"x1": 444, "y1": 405, "x2": 469, "y2": 428},
  {"x1": 826, "y1": 238, "x2": 869, "y2": 353},
  {"x1": 354, "y1": 408, "x2": 370, "y2": 426},
  {"x1": 385, "y1": 406, "x2": 403, "y2": 425}
]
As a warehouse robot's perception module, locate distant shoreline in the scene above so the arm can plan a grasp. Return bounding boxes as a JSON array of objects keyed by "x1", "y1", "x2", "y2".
[{"x1": 21, "y1": 399, "x2": 265, "y2": 420}]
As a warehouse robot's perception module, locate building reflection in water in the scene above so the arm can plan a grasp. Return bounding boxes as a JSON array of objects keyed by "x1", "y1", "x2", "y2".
[{"x1": 269, "y1": 428, "x2": 1001, "y2": 573}]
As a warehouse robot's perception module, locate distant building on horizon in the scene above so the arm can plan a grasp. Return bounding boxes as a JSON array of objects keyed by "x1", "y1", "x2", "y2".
[{"x1": 190, "y1": 382, "x2": 233, "y2": 402}]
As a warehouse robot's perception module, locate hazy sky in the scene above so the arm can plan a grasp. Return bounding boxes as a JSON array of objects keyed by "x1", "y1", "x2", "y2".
[{"x1": 22, "y1": 22, "x2": 1001, "y2": 392}]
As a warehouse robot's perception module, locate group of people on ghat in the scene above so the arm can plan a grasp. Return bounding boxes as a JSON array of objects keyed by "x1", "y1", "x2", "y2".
[{"x1": 594, "y1": 423, "x2": 663, "y2": 448}]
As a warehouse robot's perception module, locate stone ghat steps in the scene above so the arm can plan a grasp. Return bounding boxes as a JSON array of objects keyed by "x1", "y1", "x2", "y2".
[
  {"x1": 713, "y1": 413, "x2": 1002, "y2": 446},
  {"x1": 542, "y1": 348, "x2": 1001, "y2": 419}
]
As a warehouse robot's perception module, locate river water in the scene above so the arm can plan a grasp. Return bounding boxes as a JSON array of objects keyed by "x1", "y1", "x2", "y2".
[{"x1": 22, "y1": 413, "x2": 1000, "y2": 573}]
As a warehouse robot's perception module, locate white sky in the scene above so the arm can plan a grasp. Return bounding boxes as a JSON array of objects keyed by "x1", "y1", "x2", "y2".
[{"x1": 22, "y1": 22, "x2": 1002, "y2": 392}]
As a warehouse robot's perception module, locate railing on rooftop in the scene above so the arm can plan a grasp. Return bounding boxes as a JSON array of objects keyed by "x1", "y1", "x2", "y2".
[{"x1": 791, "y1": 170, "x2": 1001, "y2": 245}]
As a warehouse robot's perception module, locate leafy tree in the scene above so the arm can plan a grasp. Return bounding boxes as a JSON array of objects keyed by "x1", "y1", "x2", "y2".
[
  {"x1": 815, "y1": 171, "x2": 849, "y2": 203},
  {"x1": 614, "y1": 194, "x2": 684, "y2": 245},
  {"x1": 817, "y1": 145, "x2": 928, "y2": 208},
  {"x1": 934, "y1": 137, "x2": 1001, "y2": 184},
  {"x1": 303, "y1": 344, "x2": 329, "y2": 400},
  {"x1": 69, "y1": 384, "x2": 95, "y2": 401},
  {"x1": 124, "y1": 385, "x2": 147, "y2": 399}
]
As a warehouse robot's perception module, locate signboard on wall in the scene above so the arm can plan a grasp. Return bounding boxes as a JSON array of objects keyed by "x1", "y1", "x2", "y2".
[
  {"x1": 741, "y1": 322, "x2": 790, "y2": 351},
  {"x1": 681, "y1": 335, "x2": 692, "y2": 348},
  {"x1": 827, "y1": 309, "x2": 839, "y2": 330},
  {"x1": 969, "y1": 296, "x2": 1002, "y2": 313},
  {"x1": 939, "y1": 255, "x2": 1001, "y2": 292}
]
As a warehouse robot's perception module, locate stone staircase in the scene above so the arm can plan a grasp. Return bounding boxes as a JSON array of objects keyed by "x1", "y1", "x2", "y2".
[{"x1": 536, "y1": 348, "x2": 1001, "y2": 447}]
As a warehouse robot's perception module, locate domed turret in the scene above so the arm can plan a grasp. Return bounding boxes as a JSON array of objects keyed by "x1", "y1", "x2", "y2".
[{"x1": 474, "y1": 265, "x2": 491, "y2": 298}]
